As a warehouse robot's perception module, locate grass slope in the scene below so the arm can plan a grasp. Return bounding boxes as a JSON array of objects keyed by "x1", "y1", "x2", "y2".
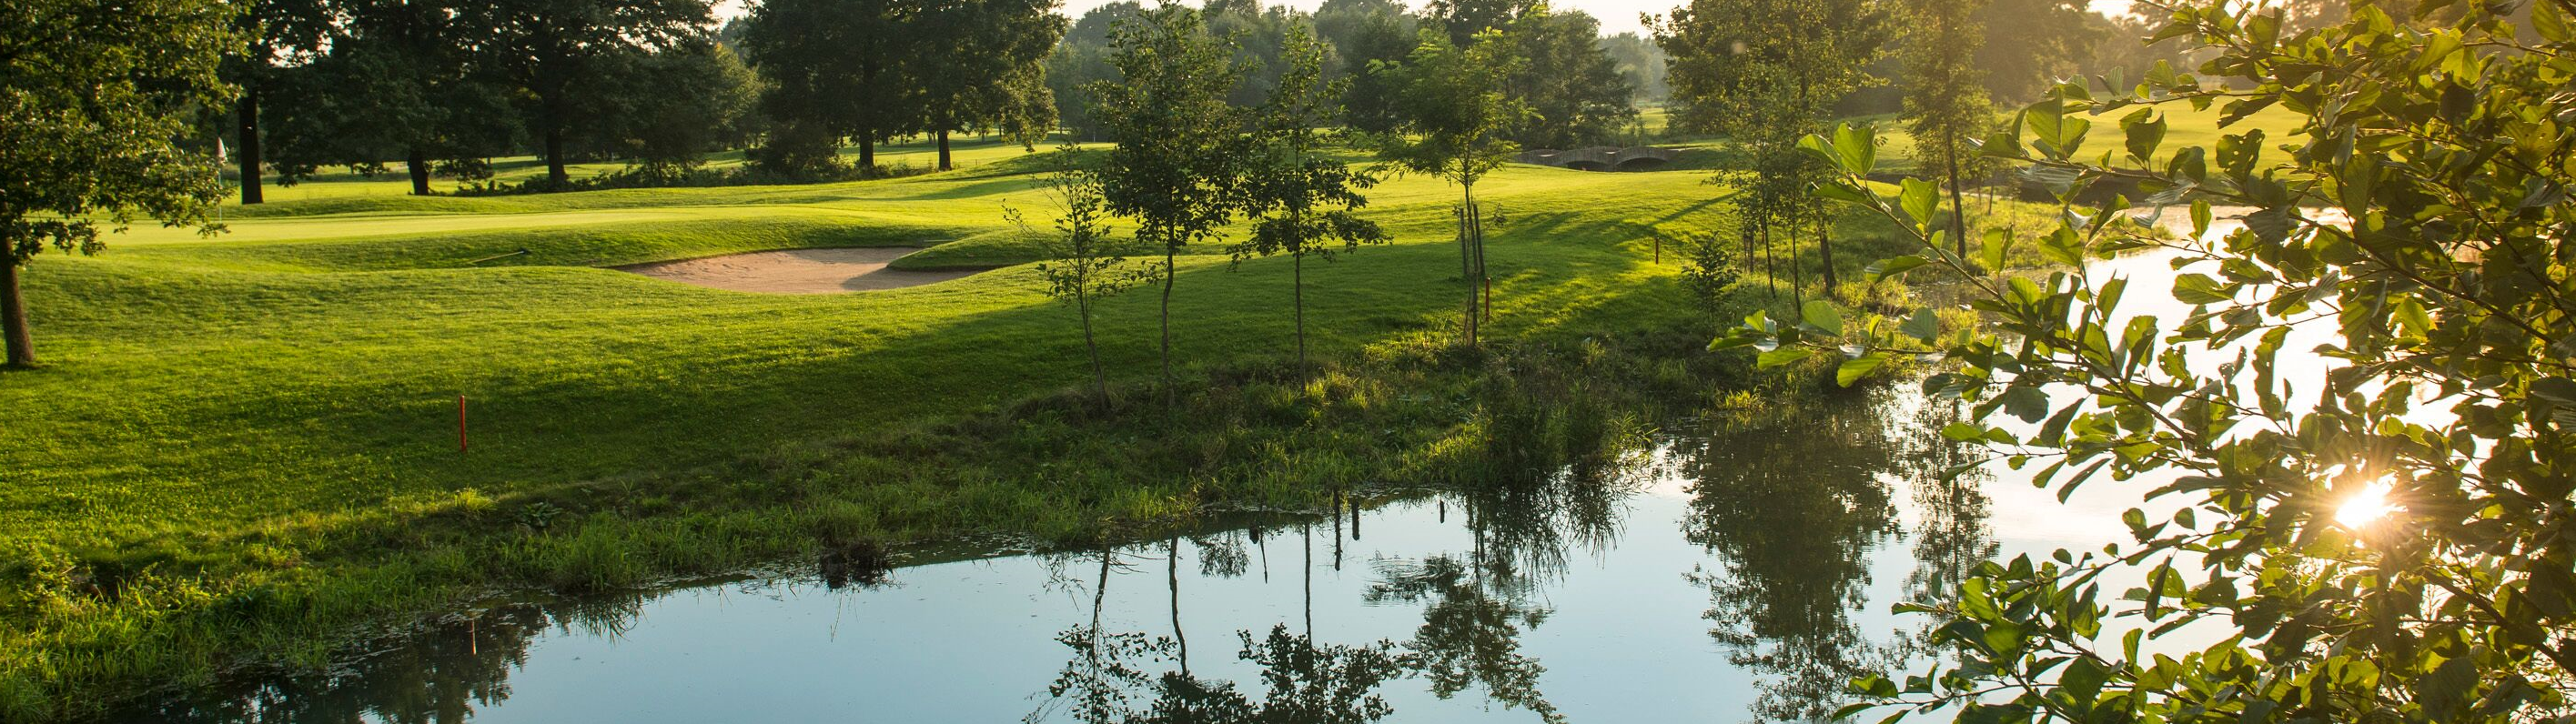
[{"x1": 1, "y1": 128, "x2": 2102, "y2": 719}]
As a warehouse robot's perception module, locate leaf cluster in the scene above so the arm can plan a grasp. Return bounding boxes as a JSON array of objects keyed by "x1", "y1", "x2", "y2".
[{"x1": 1719, "y1": 0, "x2": 2576, "y2": 719}]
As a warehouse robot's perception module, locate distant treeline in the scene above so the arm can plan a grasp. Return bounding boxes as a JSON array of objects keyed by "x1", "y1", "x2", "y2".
[{"x1": 217, "y1": 0, "x2": 2194, "y2": 201}]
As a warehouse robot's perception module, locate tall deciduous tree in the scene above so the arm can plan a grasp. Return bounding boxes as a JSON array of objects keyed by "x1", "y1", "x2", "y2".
[
  {"x1": 916, "y1": 0, "x2": 1065, "y2": 170},
  {"x1": 1897, "y1": 0, "x2": 1990, "y2": 255},
  {"x1": 470, "y1": 0, "x2": 712, "y2": 186},
  {"x1": 1235, "y1": 28, "x2": 1388, "y2": 376},
  {"x1": 1425, "y1": 0, "x2": 1527, "y2": 45},
  {"x1": 266, "y1": 0, "x2": 520, "y2": 196},
  {"x1": 1378, "y1": 29, "x2": 1526, "y2": 348},
  {"x1": 575, "y1": 42, "x2": 760, "y2": 178},
  {"x1": 1499, "y1": 5, "x2": 1634, "y2": 148},
  {"x1": 222, "y1": 0, "x2": 331, "y2": 205},
  {"x1": 4, "y1": 0, "x2": 237, "y2": 367},
  {"x1": 1312, "y1": 0, "x2": 1418, "y2": 132},
  {"x1": 1044, "y1": 1, "x2": 1143, "y2": 141},
  {"x1": 1598, "y1": 32, "x2": 1670, "y2": 106},
  {"x1": 1091, "y1": 3, "x2": 1248, "y2": 404},
  {"x1": 742, "y1": 0, "x2": 917, "y2": 171},
  {"x1": 1652, "y1": 0, "x2": 1886, "y2": 296}
]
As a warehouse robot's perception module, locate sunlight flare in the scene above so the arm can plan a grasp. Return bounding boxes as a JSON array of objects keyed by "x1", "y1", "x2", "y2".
[{"x1": 2334, "y1": 478, "x2": 2401, "y2": 529}]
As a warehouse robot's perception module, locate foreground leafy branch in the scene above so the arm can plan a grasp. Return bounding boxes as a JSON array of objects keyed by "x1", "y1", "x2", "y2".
[{"x1": 1716, "y1": 0, "x2": 2576, "y2": 719}]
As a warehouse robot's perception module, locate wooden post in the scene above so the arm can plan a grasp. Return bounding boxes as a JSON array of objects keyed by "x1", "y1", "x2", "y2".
[
  {"x1": 458, "y1": 396, "x2": 469, "y2": 453},
  {"x1": 1654, "y1": 236, "x2": 1662, "y2": 264}
]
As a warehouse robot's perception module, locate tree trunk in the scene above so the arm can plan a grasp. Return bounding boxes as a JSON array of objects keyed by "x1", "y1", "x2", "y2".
[
  {"x1": 237, "y1": 85, "x2": 264, "y2": 205},
  {"x1": 2, "y1": 259, "x2": 35, "y2": 367},
  {"x1": 1460, "y1": 175, "x2": 1480, "y2": 348},
  {"x1": 1818, "y1": 217, "x2": 1837, "y2": 294},
  {"x1": 1081, "y1": 294, "x2": 1108, "y2": 404},
  {"x1": 1790, "y1": 221, "x2": 1805, "y2": 308},
  {"x1": 859, "y1": 134, "x2": 876, "y2": 171},
  {"x1": 1470, "y1": 194, "x2": 1489, "y2": 328},
  {"x1": 543, "y1": 111, "x2": 569, "y2": 186},
  {"x1": 1945, "y1": 144, "x2": 1969, "y2": 256},
  {"x1": 1294, "y1": 247, "x2": 1308, "y2": 379},
  {"x1": 1168, "y1": 537, "x2": 1188, "y2": 674},
  {"x1": 1160, "y1": 246, "x2": 1176, "y2": 407},
  {"x1": 1762, "y1": 221, "x2": 1777, "y2": 300},
  {"x1": 936, "y1": 129, "x2": 953, "y2": 171},
  {"x1": 408, "y1": 148, "x2": 433, "y2": 196}
]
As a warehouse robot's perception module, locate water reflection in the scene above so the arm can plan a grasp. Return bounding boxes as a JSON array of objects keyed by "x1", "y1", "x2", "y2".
[
  {"x1": 130, "y1": 385, "x2": 2008, "y2": 724},
  {"x1": 1671, "y1": 391, "x2": 1987, "y2": 720},
  {"x1": 128, "y1": 599, "x2": 644, "y2": 724}
]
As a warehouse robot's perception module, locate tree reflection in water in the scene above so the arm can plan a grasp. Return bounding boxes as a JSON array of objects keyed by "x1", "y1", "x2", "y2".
[
  {"x1": 124, "y1": 597, "x2": 645, "y2": 724},
  {"x1": 129, "y1": 383, "x2": 1997, "y2": 724},
  {"x1": 1034, "y1": 531, "x2": 1408, "y2": 724},
  {"x1": 1672, "y1": 389, "x2": 1995, "y2": 721}
]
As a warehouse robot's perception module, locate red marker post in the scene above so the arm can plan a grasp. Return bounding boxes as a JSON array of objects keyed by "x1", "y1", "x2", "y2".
[{"x1": 458, "y1": 396, "x2": 469, "y2": 454}]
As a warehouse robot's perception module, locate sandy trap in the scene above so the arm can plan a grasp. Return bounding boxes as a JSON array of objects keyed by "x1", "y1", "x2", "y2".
[{"x1": 618, "y1": 247, "x2": 980, "y2": 294}]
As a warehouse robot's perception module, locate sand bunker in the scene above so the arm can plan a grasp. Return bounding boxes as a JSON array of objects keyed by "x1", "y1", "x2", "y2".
[{"x1": 618, "y1": 247, "x2": 979, "y2": 294}]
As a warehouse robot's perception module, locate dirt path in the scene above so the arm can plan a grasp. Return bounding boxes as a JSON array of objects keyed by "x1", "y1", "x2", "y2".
[{"x1": 618, "y1": 247, "x2": 981, "y2": 294}]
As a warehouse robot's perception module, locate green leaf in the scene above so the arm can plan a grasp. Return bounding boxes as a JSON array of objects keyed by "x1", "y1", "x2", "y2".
[
  {"x1": 1865, "y1": 255, "x2": 1927, "y2": 283},
  {"x1": 1813, "y1": 180, "x2": 1872, "y2": 205},
  {"x1": 1901, "y1": 307, "x2": 1940, "y2": 343},
  {"x1": 1757, "y1": 347, "x2": 1817, "y2": 368},
  {"x1": 2531, "y1": 377, "x2": 2576, "y2": 407},
  {"x1": 1796, "y1": 133, "x2": 1843, "y2": 169},
  {"x1": 2538, "y1": 0, "x2": 2572, "y2": 42},
  {"x1": 2024, "y1": 98, "x2": 2091, "y2": 159},
  {"x1": 1997, "y1": 385, "x2": 2050, "y2": 422},
  {"x1": 2121, "y1": 108, "x2": 2167, "y2": 164},
  {"x1": 1837, "y1": 353, "x2": 1890, "y2": 387},
  {"x1": 2173, "y1": 274, "x2": 2230, "y2": 305},
  {"x1": 1979, "y1": 228, "x2": 2011, "y2": 271},
  {"x1": 1834, "y1": 123, "x2": 1878, "y2": 175},
  {"x1": 1802, "y1": 300, "x2": 1844, "y2": 336},
  {"x1": 1899, "y1": 177, "x2": 1939, "y2": 232}
]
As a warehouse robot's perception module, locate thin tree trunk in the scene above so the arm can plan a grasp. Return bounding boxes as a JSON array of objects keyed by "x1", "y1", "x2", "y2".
[
  {"x1": 237, "y1": 85, "x2": 264, "y2": 205},
  {"x1": 2, "y1": 259, "x2": 34, "y2": 367},
  {"x1": 936, "y1": 129, "x2": 953, "y2": 171},
  {"x1": 1160, "y1": 246, "x2": 1176, "y2": 407},
  {"x1": 1945, "y1": 143, "x2": 1969, "y2": 256},
  {"x1": 1168, "y1": 536, "x2": 1187, "y2": 674},
  {"x1": 1081, "y1": 295, "x2": 1108, "y2": 403},
  {"x1": 1817, "y1": 216, "x2": 1837, "y2": 295},
  {"x1": 408, "y1": 148, "x2": 433, "y2": 196},
  {"x1": 1294, "y1": 248, "x2": 1308, "y2": 378},
  {"x1": 1470, "y1": 194, "x2": 1489, "y2": 329},
  {"x1": 860, "y1": 134, "x2": 875, "y2": 171},
  {"x1": 1302, "y1": 523, "x2": 1313, "y2": 637},
  {"x1": 1790, "y1": 221, "x2": 1805, "y2": 308},
  {"x1": 1762, "y1": 221, "x2": 1777, "y2": 300},
  {"x1": 1460, "y1": 175, "x2": 1480, "y2": 347}
]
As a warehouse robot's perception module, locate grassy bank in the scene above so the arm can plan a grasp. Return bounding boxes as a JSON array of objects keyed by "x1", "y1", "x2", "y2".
[{"x1": 3, "y1": 134, "x2": 2023, "y2": 719}]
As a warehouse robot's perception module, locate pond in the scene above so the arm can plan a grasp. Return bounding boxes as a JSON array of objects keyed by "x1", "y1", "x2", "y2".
[
  {"x1": 124, "y1": 377, "x2": 2156, "y2": 724},
  {"x1": 129, "y1": 226, "x2": 2274, "y2": 723}
]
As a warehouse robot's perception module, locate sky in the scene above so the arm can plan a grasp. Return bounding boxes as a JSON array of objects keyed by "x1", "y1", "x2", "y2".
[{"x1": 719, "y1": 0, "x2": 2137, "y2": 37}]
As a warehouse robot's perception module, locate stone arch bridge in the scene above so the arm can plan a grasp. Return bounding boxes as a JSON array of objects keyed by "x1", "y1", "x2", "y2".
[{"x1": 1514, "y1": 146, "x2": 1681, "y2": 172}]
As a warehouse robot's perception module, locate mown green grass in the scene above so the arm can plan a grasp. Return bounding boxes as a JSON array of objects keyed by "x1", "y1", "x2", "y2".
[{"x1": 3, "y1": 128, "x2": 2092, "y2": 719}]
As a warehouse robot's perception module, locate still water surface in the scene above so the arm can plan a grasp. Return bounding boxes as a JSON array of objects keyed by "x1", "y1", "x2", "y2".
[
  {"x1": 134, "y1": 380, "x2": 2147, "y2": 723},
  {"x1": 137, "y1": 229, "x2": 2302, "y2": 722}
]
